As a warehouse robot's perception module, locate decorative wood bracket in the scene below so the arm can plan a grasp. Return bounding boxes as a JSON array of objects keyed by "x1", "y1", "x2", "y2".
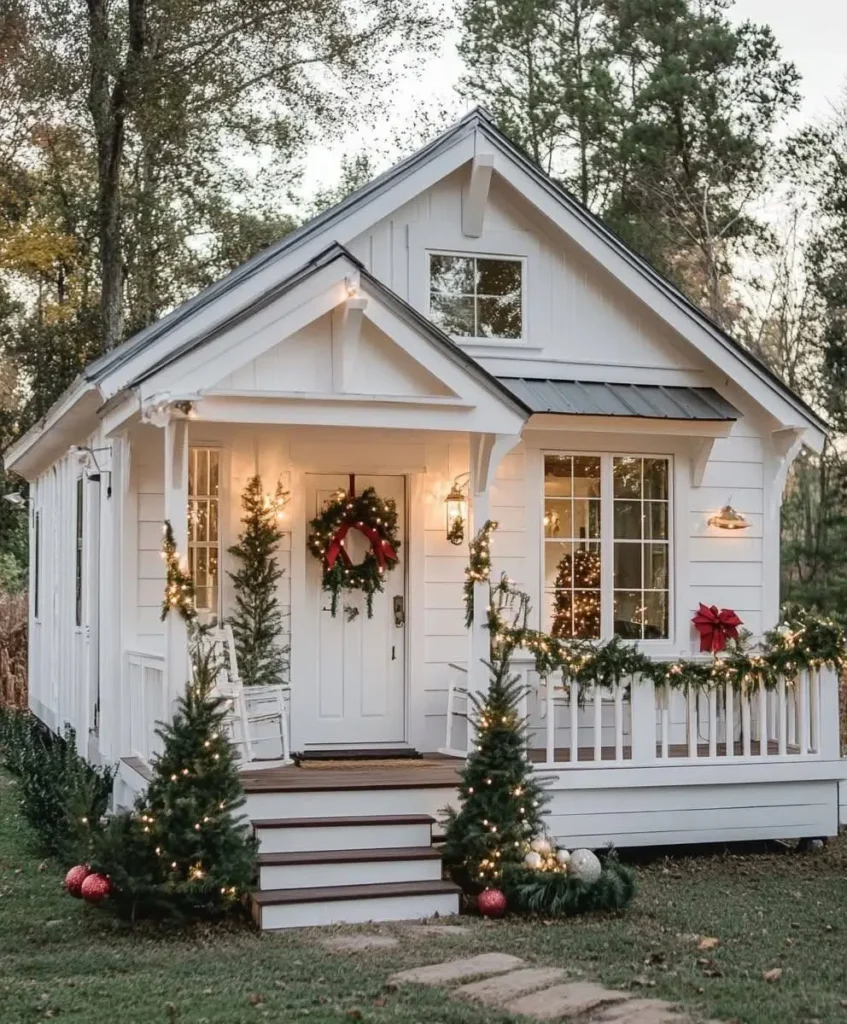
[
  {"x1": 771, "y1": 426, "x2": 806, "y2": 493},
  {"x1": 141, "y1": 393, "x2": 197, "y2": 428},
  {"x1": 462, "y1": 153, "x2": 495, "y2": 238},
  {"x1": 690, "y1": 437, "x2": 716, "y2": 487},
  {"x1": 331, "y1": 295, "x2": 368, "y2": 393},
  {"x1": 470, "y1": 432, "x2": 521, "y2": 496}
]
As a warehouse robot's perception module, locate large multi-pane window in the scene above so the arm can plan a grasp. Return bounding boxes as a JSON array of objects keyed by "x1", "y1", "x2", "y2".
[
  {"x1": 544, "y1": 454, "x2": 670, "y2": 641},
  {"x1": 429, "y1": 254, "x2": 523, "y2": 340},
  {"x1": 188, "y1": 448, "x2": 220, "y2": 614}
]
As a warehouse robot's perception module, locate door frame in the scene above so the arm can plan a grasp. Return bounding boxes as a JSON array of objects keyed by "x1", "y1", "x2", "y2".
[{"x1": 289, "y1": 469, "x2": 422, "y2": 752}]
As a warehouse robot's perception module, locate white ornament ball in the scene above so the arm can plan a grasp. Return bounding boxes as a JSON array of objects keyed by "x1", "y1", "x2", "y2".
[
  {"x1": 568, "y1": 848, "x2": 602, "y2": 884},
  {"x1": 555, "y1": 848, "x2": 571, "y2": 867},
  {"x1": 523, "y1": 851, "x2": 543, "y2": 869},
  {"x1": 530, "y1": 837, "x2": 552, "y2": 856}
]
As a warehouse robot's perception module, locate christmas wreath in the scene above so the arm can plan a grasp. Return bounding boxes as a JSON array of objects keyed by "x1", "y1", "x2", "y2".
[{"x1": 307, "y1": 484, "x2": 400, "y2": 617}]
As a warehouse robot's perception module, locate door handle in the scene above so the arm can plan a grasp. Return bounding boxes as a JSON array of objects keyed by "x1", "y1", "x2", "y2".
[{"x1": 393, "y1": 595, "x2": 405, "y2": 627}]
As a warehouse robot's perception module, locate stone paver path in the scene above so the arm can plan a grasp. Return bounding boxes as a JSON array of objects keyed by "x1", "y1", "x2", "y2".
[{"x1": 390, "y1": 955, "x2": 709, "y2": 1022}]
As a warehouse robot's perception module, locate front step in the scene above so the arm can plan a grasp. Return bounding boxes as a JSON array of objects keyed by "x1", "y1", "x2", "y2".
[
  {"x1": 258, "y1": 846, "x2": 443, "y2": 890},
  {"x1": 251, "y1": 879, "x2": 462, "y2": 930},
  {"x1": 244, "y1": 784, "x2": 456, "y2": 823},
  {"x1": 253, "y1": 814, "x2": 435, "y2": 854}
]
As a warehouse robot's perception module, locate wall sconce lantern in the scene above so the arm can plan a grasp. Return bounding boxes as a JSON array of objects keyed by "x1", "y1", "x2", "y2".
[
  {"x1": 445, "y1": 473, "x2": 469, "y2": 545},
  {"x1": 708, "y1": 504, "x2": 750, "y2": 530}
]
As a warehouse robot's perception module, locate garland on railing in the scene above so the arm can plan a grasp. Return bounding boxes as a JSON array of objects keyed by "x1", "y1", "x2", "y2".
[
  {"x1": 161, "y1": 520, "x2": 197, "y2": 624},
  {"x1": 463, "y1": 520, "x2": 498, "y2": 628},
  {"x1": 466, "y1": 567, "x2": 846, "y2": 698}
]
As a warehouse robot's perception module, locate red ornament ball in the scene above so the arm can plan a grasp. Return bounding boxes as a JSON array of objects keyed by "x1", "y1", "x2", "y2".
[
  {"x1": 478, "y1": 887, "x2": 507, "y2": 918},
  {"x1": 80, "y1": 872, "x2": 111, "y2": 904},
  {"x1": 64, "y1": 864, "x2": 90, "y2": 899}
]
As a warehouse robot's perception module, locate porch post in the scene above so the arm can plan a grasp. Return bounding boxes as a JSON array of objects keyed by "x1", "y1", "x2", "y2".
[
  {"x1": 163, "y1": 414, "x2": 190, "y2": 710},
  {"x1": 467, "y1": 433, "x2": 521, "y2": 700}
]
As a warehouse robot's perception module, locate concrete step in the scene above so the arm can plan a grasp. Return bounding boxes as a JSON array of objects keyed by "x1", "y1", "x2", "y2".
[
  {"x1": 257, "y1": 845, "x2": 443, "y2": 890},
  {"x1": 251, "y1": 879, "x2": 461, "y2": 930},
  {"x1": 252, "y1": 813, "x2": 434, "y2": 854}
]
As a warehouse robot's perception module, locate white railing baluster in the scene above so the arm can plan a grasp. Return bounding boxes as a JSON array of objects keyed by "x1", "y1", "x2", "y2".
[
  {"x1": 725, "y1": 684, "x2": 734, "y2": 758},
  {"x1": 741, "y1": 687, "x2": 752, "y2": 757},
  {"x1": 810, "y1": 668, "x2": 820, "y2": 753},
  {"x1": 614, "y1": 684, "x2": 624, "y2": 762},
  {"x1": 687, "y1": 685, "x2": 697, "y2": 758},
  {"x1": 570, "y1": 679, "x2": 579, "y2": 763},
  {"x1": 594, "y1": 685, "x2": 603, "y2": 761},
  {"x1": 661, "y1": 684, "x2": 670, "y2": 760},
  {"x1": 797, "y1": 669, "x2": 808, "y2": 755},
  {"x1": 758, "y1": 680, "x2": 767, "y2": 756},
  {"x1": 777, "y1": 675, "x2": 787, "y2": 755},
  {"x1": 546, "y1": 677, "x2": 555, "y2": 765},
  {"x1": 708, "y1": 689, "x2": 718, "y2": 758}
]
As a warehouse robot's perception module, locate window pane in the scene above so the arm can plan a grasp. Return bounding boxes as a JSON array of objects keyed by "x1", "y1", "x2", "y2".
[
  {"x1": 571, "y1": 591, "x2": 601, "y2": 639},
  {"x1": 613, "y1": 457, "x2": 642, "y2": 498},
  {"x1": 544, "y1": 456, "x2": 572, "y2": 496},
  {"x1": 476, "y1": 258, "x2": 521, "y2": 296},
  {"x1": 643, "y1": 591, "x2": 668, "y2": 639},
  {"x1": 614, "y1": 591, "x2": 644, "y2": 639},
  {"x1": 188, "y1": 449, "x2": 195, "y2": 496},
  {"x1": 477, "y1": 295, "x2": 521, "y2": 338},
  {"x1": 643, "y1": 459, "x2": 668, "y2": 500},
  {"x1": 209, "y1": 451, "x2": 220, "y2": 497},
  {"x1": 209, "y1": 499, "x2": 219, "y2": 542},
  {"x1": 209, "y1": 549, "x2": 219, "y2": 614},
  {"x1": 614, "y1": 543, "x2": 641, "y2": 589},
  {"x1": 545, "y1": 542, "x2": 574, "y2": 589},
  {"x1": 197, "y1": 450, "x2": 209, "y2": 497},
  {"x1": 549, "y1": 590, "x2": 573, "y2": 637},
  {"x1": 573, "y1": 545, "x2": 601, "y2": 588},
  {"x1": 430, "y1": 294, "x2": 475, "y2": 336},
  {"x1": 430, "y1": 254, "x2": 474, "y2": 294},
  {"x1": 573, "y1": 457, "x2": 601, "y2": 497},
  {"x1": 544, "y1": 499, "x2": 572, "y2": 538},
  {"x1": 614, "y1": 500, "x2": 642, "y2": 539},
  {"x1": 196, "y1": 501, "x2": 208, "y2": 543},
  {"x1": 645, "y1": 501, "x2": 668, "y2": 540},
  {"x1": 572, "y1": 499, "x2": 600, "y2": 539},
  {"x1": 645, "y1": 544, "x2": 668, "y2": 589},
  {"x1": 196, "y1": 548, "x2": 207, "y2": 588}
]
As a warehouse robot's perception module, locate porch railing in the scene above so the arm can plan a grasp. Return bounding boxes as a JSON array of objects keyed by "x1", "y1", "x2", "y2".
[
  {"x1": 444, "y1": 658, "x2": 842, "y2": 768},
  {"x1": 125, "y1": 650, "x2": 167, "y2": 764}
]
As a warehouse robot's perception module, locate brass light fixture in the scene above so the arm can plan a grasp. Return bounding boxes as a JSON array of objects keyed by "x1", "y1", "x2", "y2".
[
  {"x1": 445, "y1": 473, "x2": 469, "y2": 545},
  {"x1": 708, "y1": 504, "x2": 750, "y2": 530}
]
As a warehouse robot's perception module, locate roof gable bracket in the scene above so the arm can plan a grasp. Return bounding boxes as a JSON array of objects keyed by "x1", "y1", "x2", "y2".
[
  {"x1": 331, "y1": 292, "x2": 368, "y2": 392},
  {"x1": 771, "y1": 426, "x2": 806, "y2": 493},
  {"x1": 462, "y1": 153, "x2": 495, "y2": 238},
  {"x1": 691, "y1": 437, "x2": 715, "y2": 487}
]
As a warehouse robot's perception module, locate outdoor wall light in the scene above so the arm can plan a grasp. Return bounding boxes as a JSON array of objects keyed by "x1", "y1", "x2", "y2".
[
  {"x1": 445, "y1": 472, "x2": 470, "y2": 545},
  {"x1": 708, "y1": 504, "x2": 750, "y2": 530}
]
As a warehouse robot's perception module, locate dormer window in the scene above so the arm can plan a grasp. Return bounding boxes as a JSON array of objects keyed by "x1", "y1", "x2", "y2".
[{"x1": 429, "y1": 253, "x2": 523, "y2": 341}]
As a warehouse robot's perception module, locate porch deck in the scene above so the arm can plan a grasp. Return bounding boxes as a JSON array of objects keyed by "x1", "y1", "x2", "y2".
[{"x1": 239, "y1": 740, "x2": 791, "y2": 794}]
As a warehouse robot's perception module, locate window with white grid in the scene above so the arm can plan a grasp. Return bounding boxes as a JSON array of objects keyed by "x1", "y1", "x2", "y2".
[{"x1": 188, "y1": 448, "x2": 220, "y2": 614}]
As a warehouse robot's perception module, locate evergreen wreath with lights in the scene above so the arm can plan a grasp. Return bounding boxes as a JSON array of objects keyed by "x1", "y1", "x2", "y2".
[{"x1": 307, "y1": 477, "x2": 401, "y2": 618}]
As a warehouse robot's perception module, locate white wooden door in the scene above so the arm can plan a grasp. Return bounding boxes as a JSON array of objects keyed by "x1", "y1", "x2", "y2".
[{"x1": 303, "y1": 474, "x2": 407, "y2": 747}]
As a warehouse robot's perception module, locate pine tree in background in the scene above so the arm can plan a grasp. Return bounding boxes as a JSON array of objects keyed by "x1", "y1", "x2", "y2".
[
  {"x1": 93, "y1": 641, "x2": 257, "y2": 919},
  {"x1": 227, "y1": 476, "x2": 289, "y2": 686},
  {"x1": 442, "y1": 655, "x2": 548, "y2": 886}
]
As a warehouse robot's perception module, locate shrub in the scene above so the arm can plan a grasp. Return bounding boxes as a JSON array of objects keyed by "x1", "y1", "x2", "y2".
[
  {"x1": 0, "y1": 707, "x2": 114, "y2": 865},
  {"x1": 0, "y1": 590, "x2": 27, "y2": 708}
]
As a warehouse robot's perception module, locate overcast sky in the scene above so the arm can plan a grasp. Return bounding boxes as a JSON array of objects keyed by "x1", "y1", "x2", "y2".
[{"x1": 303, "y1": 0, "x2": 847, "y2": 192}]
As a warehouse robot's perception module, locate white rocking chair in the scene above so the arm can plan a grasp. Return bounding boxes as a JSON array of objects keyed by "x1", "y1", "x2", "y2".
[{"x1": 198, "y1": 625, "x2": 292, "y2": 765}]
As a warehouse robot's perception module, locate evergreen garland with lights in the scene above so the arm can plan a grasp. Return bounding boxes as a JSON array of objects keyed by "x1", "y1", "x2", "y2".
[
  {"x1": 227, "y1": 475, "x2": 289, "y2": 686},
  {"x1": 90, "y1": 637, "x2": 257, "y2": 920},
  {"x1": 307, "y1": 485, "x2": 400, "y2": 617},
  {"x1": 464, "y1": 519, "x2": 498, "y2": 628},
  {"x1": 160, "y1": 519, "x2": 197, "y2": 623},
  {"x1": 441, "y1": 653, "x2": 548, "y2": 887}
]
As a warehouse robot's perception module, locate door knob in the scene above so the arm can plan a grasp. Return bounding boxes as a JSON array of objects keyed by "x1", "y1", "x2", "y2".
[{"x1": 393, "y1": 595, "x2": 405, "y2": 627}]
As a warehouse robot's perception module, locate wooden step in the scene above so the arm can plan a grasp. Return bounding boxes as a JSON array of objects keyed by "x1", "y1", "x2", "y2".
[
  {"x1": 251, "y1": 878, "x2": 462, "y2": 930},
  {"x1": 252, "y1": 814, "x2": 435, "y2": 854},
  {"x1": 244, "y1": 783, "x2": 457, "y2": 823},
  {"x1": 257, "y1": 846, "x2": 443, "y2": 891}
]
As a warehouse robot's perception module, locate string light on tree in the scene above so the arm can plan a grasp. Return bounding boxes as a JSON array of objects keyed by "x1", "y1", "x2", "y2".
[{"x1": 160, "y1": 520, "x2": 197, "y2": 623}]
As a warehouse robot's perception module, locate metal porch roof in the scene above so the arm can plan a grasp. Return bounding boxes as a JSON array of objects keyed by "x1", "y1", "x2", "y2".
[{"x1": 498, "y1": 378, "x2": 740, "y2": 420}]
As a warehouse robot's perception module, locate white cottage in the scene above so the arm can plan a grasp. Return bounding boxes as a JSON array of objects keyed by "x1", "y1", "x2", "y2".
[{"x1": 5, "y1": 109, "x2": 843, "y2": 929}]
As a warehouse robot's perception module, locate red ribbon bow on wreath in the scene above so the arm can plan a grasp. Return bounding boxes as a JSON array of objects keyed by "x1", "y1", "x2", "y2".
[
  {"x1": 325, "y1": 522, "x2": 397, "y2": 573},
  {"x1": 691, "y1": 603, "x2": 743, "y2": 653}
]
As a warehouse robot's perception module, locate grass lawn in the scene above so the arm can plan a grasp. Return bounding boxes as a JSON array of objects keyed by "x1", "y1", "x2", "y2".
[{"x1": 1, "y1": 772, "x2": 846, "y2": 1024}]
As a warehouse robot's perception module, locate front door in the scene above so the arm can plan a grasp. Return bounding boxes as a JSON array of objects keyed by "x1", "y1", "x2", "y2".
[{"x1": 303, "y1": 474, "x2": 407, "y2": 747}]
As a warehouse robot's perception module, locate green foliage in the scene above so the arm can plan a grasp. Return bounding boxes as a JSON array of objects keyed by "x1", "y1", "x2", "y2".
[
  {"x1": 92, "y1": 640, "x2": 256, "y2": 920},
  {"x1": 502, "y1": 853, "x2": 637, "y2": 917},
  {"x1": 0, "y1": 707, "x2": 114, "y2": 864},
  {"x1": 307, "y1": 486, "x2": 401, "y2": 617},
  {"x1": 227, "y1": 476, "x2": 289, "y2": 687},
  {"x1": 161, "y1": 520, "x2": 197, "y2": 623},
  {"x1": 442, "y1": 656, "x2": 548, "y2": 886}
]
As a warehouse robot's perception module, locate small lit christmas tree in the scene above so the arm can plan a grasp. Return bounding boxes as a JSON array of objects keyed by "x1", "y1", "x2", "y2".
[
  {"x1": 227, "y1": 475, "x2": 289, "y2": 686},
  {"x1": 92, "y1": 639, "x2": 257, "y2": 919},
  {"x1": 442, "y1": 655, "x2": 548, "y2": 886}
]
